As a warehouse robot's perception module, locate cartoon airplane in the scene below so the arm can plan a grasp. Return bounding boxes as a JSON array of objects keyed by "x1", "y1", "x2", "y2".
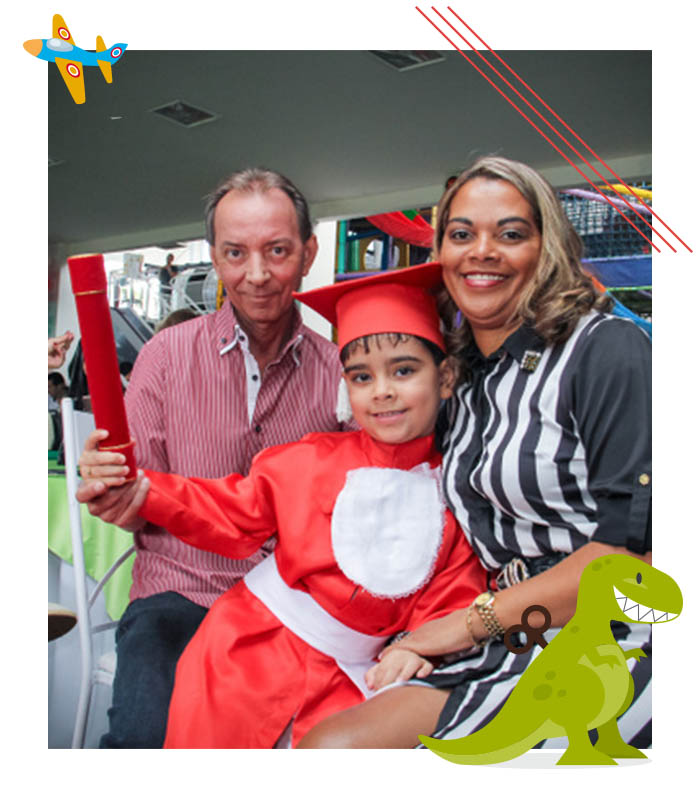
[{"x1": 24, "y1": 14, "x2": 127, "y2": 105}]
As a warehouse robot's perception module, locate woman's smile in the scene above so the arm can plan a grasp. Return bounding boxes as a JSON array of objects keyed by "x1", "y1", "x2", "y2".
[{"x1": 460, "y1": 272, "x2": 509, "y2": 289}]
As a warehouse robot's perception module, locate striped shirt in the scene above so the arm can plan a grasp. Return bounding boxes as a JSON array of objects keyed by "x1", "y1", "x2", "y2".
[
  {"x1": 441, "y1": 311, "x2": 651, "y2": 571},
  {"x1": 125, "y1": 301, "x2": 345, "y2": 607},
  {"x1": 415, "y1": 311, "x2": 653, "y2": 749}
]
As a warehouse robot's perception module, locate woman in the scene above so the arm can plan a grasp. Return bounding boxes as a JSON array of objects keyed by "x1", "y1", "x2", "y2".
[{"x1": 297, "y1": 156, "x2": 652, "y2": 749}]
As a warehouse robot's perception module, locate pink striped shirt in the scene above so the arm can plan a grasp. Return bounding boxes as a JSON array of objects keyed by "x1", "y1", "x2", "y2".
[{"x1": 125, "y1": 301, "x2": 345, "y2": 607}]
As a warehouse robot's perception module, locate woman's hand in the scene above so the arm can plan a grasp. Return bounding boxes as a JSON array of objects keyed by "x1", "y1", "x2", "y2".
[
  {"x1": 379, "y1": 543, "x2": 653, "y2": 663},
  {"x1": 378, "y1": 609, "x2": 473, "y2": 660},
  {"x1": 75, "y1": 471, "x2": 150, "y2": 532},
  {"x1": 79, "y1": 429, "x2": 131, "y2": 487},
  {"x1": 365, "y1": 648, "x2": 434, "y2": 692}
]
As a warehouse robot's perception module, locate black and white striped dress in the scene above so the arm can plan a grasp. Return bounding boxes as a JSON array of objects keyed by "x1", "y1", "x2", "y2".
[{"x1": 414, "y1": 310, "x2": 653, "y2": 748}]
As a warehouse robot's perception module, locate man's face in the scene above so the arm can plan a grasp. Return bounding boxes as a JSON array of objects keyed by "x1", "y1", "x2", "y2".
[
  {"x1": 210, "y1": 188, "x2": 317, "y2": 328},
  {"x1": 48, "y1": 379, "x2": 60, "y2": 399}
]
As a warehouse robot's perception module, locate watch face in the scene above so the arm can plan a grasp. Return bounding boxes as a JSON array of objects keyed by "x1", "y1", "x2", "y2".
[{"x1": 475, "y1": 592, "x2": 492, "y2": 607}]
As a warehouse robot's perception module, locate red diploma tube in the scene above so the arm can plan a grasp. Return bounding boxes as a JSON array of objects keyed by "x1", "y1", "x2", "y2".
[{"x1": 67, "y1": 253, "x2": 136, "y2": 480}]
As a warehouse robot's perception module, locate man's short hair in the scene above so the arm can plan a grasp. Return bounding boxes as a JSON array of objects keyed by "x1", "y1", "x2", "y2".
[
  {"x1": 48, "y1": 372, "x2": 66, "y2": 387},
  {"x1": 204, "y1": 168, "x2": 313, "y2": 246}
]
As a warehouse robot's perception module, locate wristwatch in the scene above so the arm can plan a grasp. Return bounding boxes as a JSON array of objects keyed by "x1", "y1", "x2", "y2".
[{"x1": 472, "y1": 591, "x2": 505, "y2": 639}]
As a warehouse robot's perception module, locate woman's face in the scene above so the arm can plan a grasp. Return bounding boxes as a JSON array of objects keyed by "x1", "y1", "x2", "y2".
[{"x1": 440, "y1": 177, "x2": 542, "y2": 354}]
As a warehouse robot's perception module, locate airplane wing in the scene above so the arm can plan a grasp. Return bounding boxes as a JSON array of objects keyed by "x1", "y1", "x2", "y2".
[
  {"x1": 52, "y1": 14, "x2": 76, "y2": 45},
  {"x1": 55, "y1": 57, "x2": 86, "y2": 104},
  {"x1": 95, "y1": 36, "x2": 113, "y2": 83}
]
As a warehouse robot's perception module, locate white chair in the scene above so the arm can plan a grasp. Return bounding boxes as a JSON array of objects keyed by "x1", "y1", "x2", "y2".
[{"x1": 60, "y1": 397, "x2": 136, "y2": 748}]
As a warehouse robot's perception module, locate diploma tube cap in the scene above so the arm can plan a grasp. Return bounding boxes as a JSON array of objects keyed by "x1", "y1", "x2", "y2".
[
  {"x1": 66, "y1": 252, "x2": 107, "y2": 293},
  {"x1": 67, "y1": 252, "x2": 137, "y2": 479},
  {"x1": 294, "y1": 262, "x2": 445, "y2": 352}
]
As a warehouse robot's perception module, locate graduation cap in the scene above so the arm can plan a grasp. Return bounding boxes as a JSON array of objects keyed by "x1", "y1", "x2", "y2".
[{"x1": 294, "y1": 261, "x2": 445, "y2": 352}]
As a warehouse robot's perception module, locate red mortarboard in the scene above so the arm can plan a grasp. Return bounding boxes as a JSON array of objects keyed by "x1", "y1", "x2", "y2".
[{"x1": 294, "y1": 261, "x2": 445, "y2": 352}]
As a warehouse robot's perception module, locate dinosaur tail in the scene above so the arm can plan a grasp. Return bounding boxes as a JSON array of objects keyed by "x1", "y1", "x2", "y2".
[{"x1": 419, "y1": 714, "x2": 555, "y2": 765}]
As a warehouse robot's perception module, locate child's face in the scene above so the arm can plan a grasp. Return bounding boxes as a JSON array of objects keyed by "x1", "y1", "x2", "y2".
[{"x1": 343, "y1": 336, "x2": 454, "y2": 445}]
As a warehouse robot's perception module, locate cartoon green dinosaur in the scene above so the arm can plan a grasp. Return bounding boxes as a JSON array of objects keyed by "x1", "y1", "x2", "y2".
[{"x1": 419, "y1": 554, "x2": 682, "y2": 766}]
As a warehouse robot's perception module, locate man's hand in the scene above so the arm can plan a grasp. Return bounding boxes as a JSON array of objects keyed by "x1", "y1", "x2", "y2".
[
  {"x1": 79, "y1": 429, "x2": 132, "y2": 487},
  {"x1": 76, "y1": 472, "x2": 150, "y2": 532},
  {"x1": 48, "y1": 331, "x2": 74, "y2": 369},
  {"x1": 365, "y1": 648, "x2": 433, "y2": 692}
]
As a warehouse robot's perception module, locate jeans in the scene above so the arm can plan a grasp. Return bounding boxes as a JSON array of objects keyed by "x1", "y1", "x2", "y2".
[{"x1": 99, "y1": 591, "x2": 208, "y2": 748}]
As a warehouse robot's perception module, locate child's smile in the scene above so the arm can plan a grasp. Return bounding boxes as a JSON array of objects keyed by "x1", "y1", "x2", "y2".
[{"x1": 343, "y1": 335, "x2": 454, "y2": 445}]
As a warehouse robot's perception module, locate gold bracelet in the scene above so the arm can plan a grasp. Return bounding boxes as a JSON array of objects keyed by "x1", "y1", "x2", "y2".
[
  {"x1": 466, "y1": 604, "x2": 485, "y2": 649},
  {"x1": 472, "y1": 591, "x2": 506, "y2": 640}
]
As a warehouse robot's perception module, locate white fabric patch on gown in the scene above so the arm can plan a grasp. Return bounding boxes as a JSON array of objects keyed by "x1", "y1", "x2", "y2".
[{"x1": 331, "y1": 463, "x2": 444, "y2": 598}]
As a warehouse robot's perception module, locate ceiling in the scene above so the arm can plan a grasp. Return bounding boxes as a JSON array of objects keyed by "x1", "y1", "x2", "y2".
[{"x1": 48, "y1": 50, "x2": 651, "y2": 255}]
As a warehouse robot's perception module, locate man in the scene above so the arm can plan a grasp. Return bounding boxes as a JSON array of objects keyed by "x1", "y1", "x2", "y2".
[
  {"x1": 78, "y1": 169, "x2": 345, "y2": 747},
  {"x1": 48, "y1": 371, "x2": 67, "y2": 411}
]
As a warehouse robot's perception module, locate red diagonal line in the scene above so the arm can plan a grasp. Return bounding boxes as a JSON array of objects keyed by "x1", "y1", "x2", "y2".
[
  {"x1": 447, "y1": 5, "x2": 692, "y2": 254},
  {"x1": 433, "y1": 7, "x2": 676, "y2": 254},
  {"x1": 415, "y1": 7, "x2": 660, "y2": 253}
]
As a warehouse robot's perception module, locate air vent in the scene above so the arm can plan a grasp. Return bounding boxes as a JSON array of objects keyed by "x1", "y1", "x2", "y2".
[
  {"x1": 150, "y1": 100, "x2": 218, "y2": 128},
  {"x1": 48, "y1": 155, "x2": 65, "y2": 168},
  {"x1": 153, "y1": 241, "x2": 187, "y2": 249},
  {"x1": 369, "y1": 50, "x2": 445, "y2": 72}
]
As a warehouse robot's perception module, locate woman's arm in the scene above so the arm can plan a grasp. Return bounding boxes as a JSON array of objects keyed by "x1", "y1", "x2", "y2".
[{"x1": 387, "y1": 541, "x2": 651, "y2": 657}]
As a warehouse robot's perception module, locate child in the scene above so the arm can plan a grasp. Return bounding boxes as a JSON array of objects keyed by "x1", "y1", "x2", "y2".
[{"x1": 81, "y1": 262, "x2": 486, "y2": 748}]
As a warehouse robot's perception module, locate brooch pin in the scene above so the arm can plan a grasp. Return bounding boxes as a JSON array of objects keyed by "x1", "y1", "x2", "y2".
[{"x1": 520, "y1": 350, "x2": 542, "y2": 373}]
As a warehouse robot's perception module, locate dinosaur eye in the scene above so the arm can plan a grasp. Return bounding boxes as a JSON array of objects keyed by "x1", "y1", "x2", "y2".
[{"x1": 636, "y1": 572, "x2": 642, "y2": 584}]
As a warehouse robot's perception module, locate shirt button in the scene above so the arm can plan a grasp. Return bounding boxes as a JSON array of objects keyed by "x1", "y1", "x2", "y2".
[
  {"x1": 638, "y1": 473, "x2": 650, "y2": 486},
  {"x1": 254, "y1": 424, "x2": 262, "y2": 433},
  {"x1": 252, "y1": 375, "x2": 259, "y2": 382}
]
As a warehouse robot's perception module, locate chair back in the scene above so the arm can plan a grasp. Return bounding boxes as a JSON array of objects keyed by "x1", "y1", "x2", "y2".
[{"x1": 60, "y1": 397, "x2": 135, "y2": 748}]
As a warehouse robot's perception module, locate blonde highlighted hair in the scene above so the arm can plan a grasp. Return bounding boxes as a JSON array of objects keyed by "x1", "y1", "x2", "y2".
[{"x1": 434, "y1": 156, "x2": 611, "y2": 353}]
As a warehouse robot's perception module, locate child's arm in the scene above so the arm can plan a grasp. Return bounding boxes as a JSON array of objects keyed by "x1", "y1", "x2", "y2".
[
  {"x1": 77, "y1": 430, "x2": 278, "y2": 559},
  {"x1": 404, "y1": 513, "x2": 487, "y2": 629},
  {"x1": 376, "y1": 513, "x2": 487, "y2": 662},
  {"x1": 77, "y1": 472, "x2": 151, "y2": 532},
  {"x1": 137, "y1": 467, "x2": 276, "y2": 560},
  {"x1": 364, "y1": 648, "x2": 433, "y2": 692}
]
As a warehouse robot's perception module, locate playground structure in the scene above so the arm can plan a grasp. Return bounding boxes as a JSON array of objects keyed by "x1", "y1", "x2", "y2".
[{"x1": 336, "y1": 181, "x2": 652, "y2": 333}]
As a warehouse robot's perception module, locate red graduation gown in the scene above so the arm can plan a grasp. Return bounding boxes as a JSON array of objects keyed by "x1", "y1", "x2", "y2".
[{"x1": 139, "y1": 430, "x2": 486, "y2": 748}]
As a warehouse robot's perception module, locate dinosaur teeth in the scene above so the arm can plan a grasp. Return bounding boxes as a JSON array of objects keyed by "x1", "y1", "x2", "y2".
[{"x1": 614, "y1": 586, "x2": 678, "y2": 623}]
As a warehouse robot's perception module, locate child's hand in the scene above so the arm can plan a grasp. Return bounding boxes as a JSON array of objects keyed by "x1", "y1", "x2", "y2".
[
  {"x1": 365, "y1": 647, "x2": 433, "y2": 692},
  {"x1": 76, "y1": 470, "x2": 150, "y2": 533},
  {"x1": 79, "y1": 429, "x2": 131, "y2": 487}
]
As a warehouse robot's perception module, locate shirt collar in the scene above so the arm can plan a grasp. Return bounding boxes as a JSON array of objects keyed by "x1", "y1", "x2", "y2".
[
  {"x1": 500, "y1": 324, "x2": 546, "y2": 364},
  {"x1": 459, "y1": 325, "x2": 545, "y2": 373},
  {"x1": 216, "y1": 301, "x2": 305, "y2": 366}
]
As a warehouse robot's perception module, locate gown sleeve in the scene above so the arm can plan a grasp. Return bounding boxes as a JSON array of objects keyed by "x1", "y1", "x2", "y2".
[
  {"x1": 405, "y1": 513, "x2": 487, "y2": 629},
  {"x1": 569, "y1": 318, "x2": 652, "y2": 553},
  {"x1": 138, "y1": 455, "x2": 278, "y2": 560}
]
